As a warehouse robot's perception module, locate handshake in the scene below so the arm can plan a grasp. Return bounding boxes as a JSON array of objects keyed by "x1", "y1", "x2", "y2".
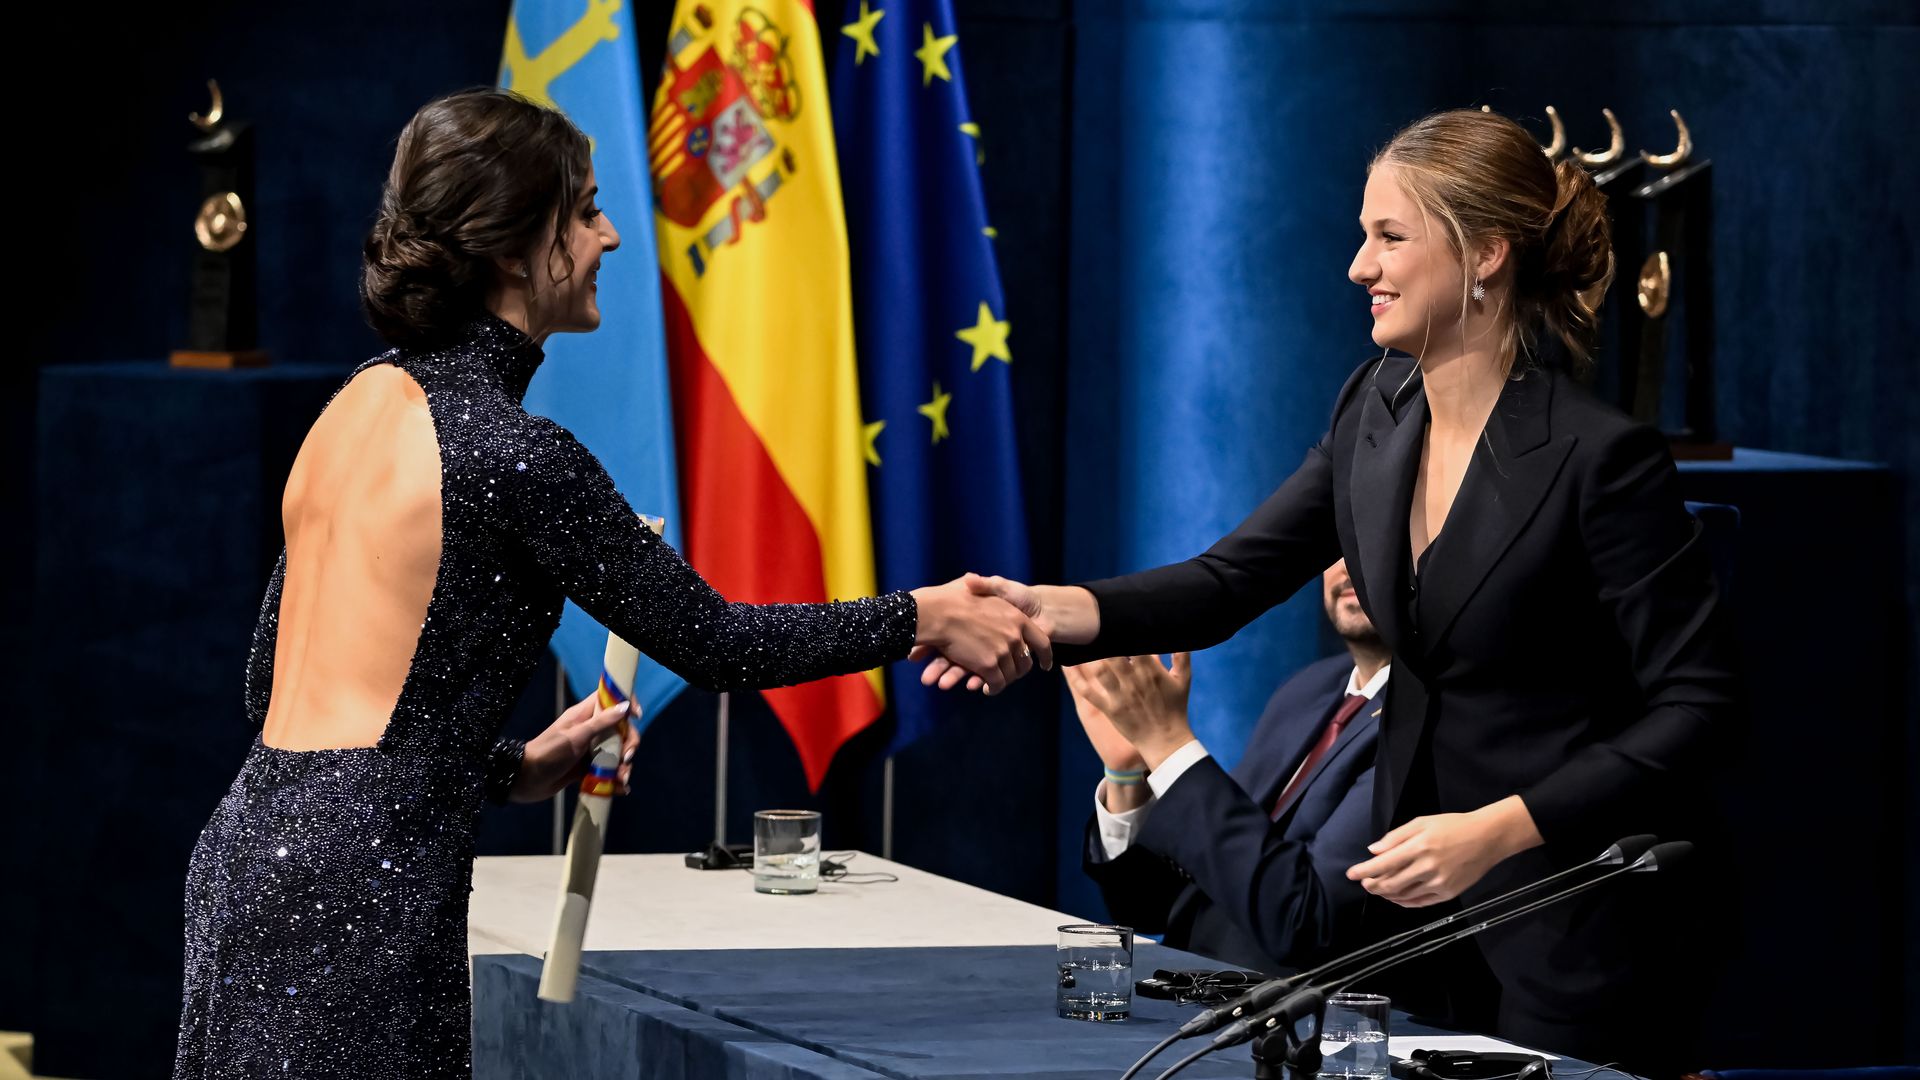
[{"x1": 906, "y1": 573, "x2": 1097, "y2": 695}]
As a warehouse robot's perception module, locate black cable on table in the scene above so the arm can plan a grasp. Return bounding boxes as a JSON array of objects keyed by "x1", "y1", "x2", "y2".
[
  {"x1": 1119, "y1": 1032, "x2": 1181, "y2": 1080},
  {"x1": 1148, "y1": 1043, "x2": 1215, "y2": 1080}
]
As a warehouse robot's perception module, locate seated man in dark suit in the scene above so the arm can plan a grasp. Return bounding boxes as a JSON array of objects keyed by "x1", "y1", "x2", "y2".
[{"x1": 1068, "y1": 559, "x2": 1388, "y2": 974}]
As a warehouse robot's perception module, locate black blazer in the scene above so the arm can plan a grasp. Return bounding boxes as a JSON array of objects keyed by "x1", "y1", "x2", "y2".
[
  {"x1": 1084, "y1": 653, "x2": 1382, "y2": 973},
  {"x1": 1066, "y1": 356, "x2": 1737, "y2": 1046}
]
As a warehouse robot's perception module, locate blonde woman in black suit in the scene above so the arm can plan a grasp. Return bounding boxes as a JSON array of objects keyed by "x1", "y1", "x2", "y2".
[{"x1": 930, "y1": 110, "x2": 1736, "y2": 1072}]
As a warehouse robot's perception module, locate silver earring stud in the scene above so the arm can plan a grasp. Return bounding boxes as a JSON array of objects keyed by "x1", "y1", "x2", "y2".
[{"x1": 1472, "y1": 279, "x2": 1486, "y2": 301}]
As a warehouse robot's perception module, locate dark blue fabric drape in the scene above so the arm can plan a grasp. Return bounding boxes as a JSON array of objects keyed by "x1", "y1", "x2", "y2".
[{"x1": 1054, "y1": 2, "x2": 1919, "y2": 975}]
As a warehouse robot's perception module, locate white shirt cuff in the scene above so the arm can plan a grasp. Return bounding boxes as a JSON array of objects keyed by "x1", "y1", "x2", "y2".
[
  {"x1": 1093, "y1": 780, "x2": 1154, "y2": 861},
  {"x1": 1147, "y1": 739, "x2": 1211, "y2": 799}
]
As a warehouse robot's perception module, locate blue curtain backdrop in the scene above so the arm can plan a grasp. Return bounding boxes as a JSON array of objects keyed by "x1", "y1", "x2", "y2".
[
  {"x1": 1057, "y1": 0, "x2": 1474, "y2": 916},
  {"x1": 1053, "y1": 0, "x2": 1919, "y2": 944}
]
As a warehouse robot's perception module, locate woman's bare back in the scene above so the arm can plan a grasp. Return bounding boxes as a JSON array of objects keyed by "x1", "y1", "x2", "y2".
[{"x1": 262, "y1": 365, "x2": 442, "y2": 750}]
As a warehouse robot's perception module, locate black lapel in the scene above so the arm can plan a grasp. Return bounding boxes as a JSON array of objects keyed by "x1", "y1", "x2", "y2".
[
  {"x1": 1416, "y1": 367, "x2": 1576, "y2": 649},
  {"x1": 1348, "y1": 369, "x2": 1425, "y2": 657}
]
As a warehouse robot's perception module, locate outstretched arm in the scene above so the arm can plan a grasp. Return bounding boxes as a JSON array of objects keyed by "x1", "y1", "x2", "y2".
[
  {"x1": 501, "y1": 418, "x2": 1046, "y2": 694},
  {"x1": 917, "y1": 358, "x2": 1383, "y2": 692}
]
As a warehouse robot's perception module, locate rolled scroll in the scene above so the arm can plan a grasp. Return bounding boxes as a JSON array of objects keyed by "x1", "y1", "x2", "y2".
[{"x1": 537, "y1": 515, "x2": 661, "y2": 1002}]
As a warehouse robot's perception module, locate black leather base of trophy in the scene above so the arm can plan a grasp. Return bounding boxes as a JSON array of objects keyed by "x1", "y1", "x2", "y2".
[
  {"x1": 172, "y1": 113, "x2": 268, "y2": 369},
  {"x1": 1629, "y1": 158, "x2": 1722, "y2": 458}
]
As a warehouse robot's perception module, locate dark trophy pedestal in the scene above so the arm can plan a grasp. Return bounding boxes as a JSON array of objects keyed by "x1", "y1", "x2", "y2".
[
  {"x1": 1624, "y1": 110, "x2": 1725, "y2": 458},
  {"x1": 1580, "y1": 108, "x2": 1724, "y2": 459},
  {"x1": 1585, "y1": 156, "x2": 1645, "y2": 408},
  {"x1": 171, "y1": 80, "x2": 267, "y2": 369},
  {"x1": 1630, "y1": 156, "x2": 1724, "y2": 458}
]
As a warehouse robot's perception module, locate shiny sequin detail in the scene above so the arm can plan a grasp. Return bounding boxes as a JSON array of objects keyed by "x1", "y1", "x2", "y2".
[{"x1": 175, "y1": 315, "x2": 916, "y2": 1078}]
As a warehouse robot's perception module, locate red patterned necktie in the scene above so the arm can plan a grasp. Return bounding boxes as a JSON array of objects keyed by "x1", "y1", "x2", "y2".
[{"x1": 1271, "y1": 694, "x2": 1368, "y2": 821}]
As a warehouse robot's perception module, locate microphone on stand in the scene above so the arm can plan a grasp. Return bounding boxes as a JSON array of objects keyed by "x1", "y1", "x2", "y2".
[
  {"x1": 1171, "y1": 841, "x2": 1694, "y2": 1080},
  {"x1": 1119, "y1": 834, "x2": 1661, "y2": 1080},
  {"x1": 1168, "y1": 834, "x2": 1657, "y2": 1042}
]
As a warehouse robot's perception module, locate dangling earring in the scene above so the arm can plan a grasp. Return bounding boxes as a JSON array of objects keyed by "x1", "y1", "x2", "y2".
[{"x1": 1472, "y1": 279, "x2": 1486, "y2": 302}]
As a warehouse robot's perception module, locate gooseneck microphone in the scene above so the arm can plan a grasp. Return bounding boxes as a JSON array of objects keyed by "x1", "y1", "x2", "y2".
[
  {"x1": 1118, "y1": 835, "x2": 1664, "y2": 1080},
  {"x1": 1194, "y1": 842, "x2": 1694, "y2": 1072},
  {"x1": 1172, "y1": 835, "x2": 1655, "y2": 1040}
]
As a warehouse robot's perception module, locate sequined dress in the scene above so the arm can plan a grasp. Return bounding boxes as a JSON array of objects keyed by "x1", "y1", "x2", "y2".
[{"x1": 174, "y1": 316, "x2": 917, "y2": 1078}]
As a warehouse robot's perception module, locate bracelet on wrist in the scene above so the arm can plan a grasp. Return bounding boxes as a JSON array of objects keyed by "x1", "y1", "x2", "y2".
[
  {"x1": 1103, "y1": 766, "x2": 1146, "y2": 786},
  {"x1": 484, "y1": 738, "x2": 528, "y2": 805}
]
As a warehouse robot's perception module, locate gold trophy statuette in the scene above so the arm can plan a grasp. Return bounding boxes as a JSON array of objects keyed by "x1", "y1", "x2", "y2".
[
  {"x1": 193, "y1": 191, "x2": 248, "y2": 254},
  {"x1": 171, "y1": 79, "x2": 268, "y2": 369},
  {"x1": 1637, "y1": 251, "x2": 1672, "y2": 319}
]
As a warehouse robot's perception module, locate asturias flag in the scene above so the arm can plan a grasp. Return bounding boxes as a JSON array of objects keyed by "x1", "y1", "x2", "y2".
[
  {"x1": 500, "y1": 0, "x2": 687, "y2": 725},
  {"x1": 650, "y1": 0, "x2": 884, "y2": 791},
  {"x1": 831, "y1": 0, "x2": 1031, "y2": 754}
]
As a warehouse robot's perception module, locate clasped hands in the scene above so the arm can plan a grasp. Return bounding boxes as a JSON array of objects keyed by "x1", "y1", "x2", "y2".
[
  {"x1": 513, "y1": 574, "x2": 1052, "y2": 802},
  {"x1": 907, "y1": 573, "x2": 1065, "y2": 695}
]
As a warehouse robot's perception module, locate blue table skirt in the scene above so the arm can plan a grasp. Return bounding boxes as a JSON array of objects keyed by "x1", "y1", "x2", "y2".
[
  {"x1": 473, "y1": 945, "x2": 1608, "y2": 1080},
  {"x1": 473, "y1": 956, "x2": 883, "y2": 1079}
]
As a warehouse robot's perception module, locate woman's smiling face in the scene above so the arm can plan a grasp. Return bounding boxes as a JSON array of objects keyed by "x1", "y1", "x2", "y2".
[{"x1": 1348, "y1": 162, "x2": 1472, "y2": 358}]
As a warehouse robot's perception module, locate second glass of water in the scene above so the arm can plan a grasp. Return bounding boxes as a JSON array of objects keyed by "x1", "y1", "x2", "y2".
[
  {"x1": 1318, "y1": 992, "x2": 1390, "y2": 1079},
  {"x1": 1056, "y1": 923, "x2": 1132, "y2": 1021},
  {"x1": 752, "y1": 809, "x2": 821, "y2": 894}
]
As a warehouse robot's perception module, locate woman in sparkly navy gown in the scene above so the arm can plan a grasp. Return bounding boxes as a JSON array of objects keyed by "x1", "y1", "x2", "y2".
[{"x1": 172, "y1": 89, "x2": 1044, "y2": 1079}]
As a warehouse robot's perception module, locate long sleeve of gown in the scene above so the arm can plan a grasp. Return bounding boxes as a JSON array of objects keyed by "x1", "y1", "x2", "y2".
[
  {"x1": 244, "y1": 551, "x2": 286, "y2": 729},
  {"x1": 501, "y1": 416, "x2": 917, "y2": 693}
]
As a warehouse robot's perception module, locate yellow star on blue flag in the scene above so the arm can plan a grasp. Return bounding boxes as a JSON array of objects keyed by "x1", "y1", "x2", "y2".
[
  {"x1": 917, "y1": 382, "x2": 952, "y2": 443},
  {"x1": 842, "y1": 2, "x2": 884, "y2": 64},
  {"x1": 955, "y1": 301, "x2": 1011, "y2": 371},
  {"x1": 914, "y1": 22, "x2": 957, "y2": 85},
  {"x1": 833, "y1": 0, "x2": 1031, "y2": 754}
]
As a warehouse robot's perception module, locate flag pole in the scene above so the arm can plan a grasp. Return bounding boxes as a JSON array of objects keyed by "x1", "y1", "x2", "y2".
[
  {"x1": 714, "y1": 691, "x2": 730, "y2": 846},
  {"x1": 881, "y1": 754, "x2": 896, "y2": 861},
  {"x1": 551, "y1": 659, "x2": 568, "y2": 855}
]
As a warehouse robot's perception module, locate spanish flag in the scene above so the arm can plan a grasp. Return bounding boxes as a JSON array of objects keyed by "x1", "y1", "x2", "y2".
[{"x1": 650, "y1": 0, "x2": 883, "y2": 791}]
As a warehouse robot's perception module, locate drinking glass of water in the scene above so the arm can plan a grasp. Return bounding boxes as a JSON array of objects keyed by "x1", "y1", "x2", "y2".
[
  {"x1": 752, "y1": 810, "x2": 821, "y2": 894},
  {"x1": 1056, "y1": 923, "x2": 1133, "y2": 1021},
  {"x1": 1318, "y1": 992, "x2": 1390, "y2": 1079}
]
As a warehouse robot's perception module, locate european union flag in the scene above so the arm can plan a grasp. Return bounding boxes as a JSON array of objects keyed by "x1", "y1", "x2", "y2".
[
  {"x1": 832, "y1": 0, "x2": 1031, "y2": 753},
  {"x1": 501, "y1": 0, "x2": 685, "y2": 725}
]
